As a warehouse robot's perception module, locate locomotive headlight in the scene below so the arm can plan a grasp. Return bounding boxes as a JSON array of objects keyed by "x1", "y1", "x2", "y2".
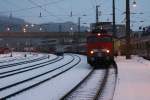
[
  {"x1": 106, "y1": 50, "x2": 110, "y2": 53},
  {"x1": 102, "y1": 49, "x2": 110, "y2": 53},
  {"x1": 90, "y1": 50, "x2": 94, "y2": 54},
  {"x1": 97, "y1": 33, "x2": 101, "y2": 36}
]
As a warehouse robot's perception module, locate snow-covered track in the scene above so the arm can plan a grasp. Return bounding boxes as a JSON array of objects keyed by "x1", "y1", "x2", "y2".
[
  {"x1": 0, "y1": 54, "x2": 81, "y2": 100},
  {"x1": 0, "y1": 55, "x2": 48, "y2": 69},
  {"x1": 0, "y1": 58, "x2": 19, "y2": 64},
  {"x1": 0, "y1": 56, "x2": 60, "y2": 78},
  {"x1": 0, "y1": 54, "x2": 36, "y2": 64},
  {"x1": 98, "y1": 63, "x2": 118, "y2": 100},
  {"x1": 62, "y1": 63, "x2": 118, "y2": 100}
]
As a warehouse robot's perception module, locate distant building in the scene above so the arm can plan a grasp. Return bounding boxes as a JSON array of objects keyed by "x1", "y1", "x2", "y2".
[{"x1": 0, "y1": 32, "x2": 86, "y2": 52}]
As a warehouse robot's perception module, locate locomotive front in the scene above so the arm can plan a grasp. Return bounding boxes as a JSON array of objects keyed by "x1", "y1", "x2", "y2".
[{"x1": 87, "y1": 29, "x2": 113, "y2": 67}]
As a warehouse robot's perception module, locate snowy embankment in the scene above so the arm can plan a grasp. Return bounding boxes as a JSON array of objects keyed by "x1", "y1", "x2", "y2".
[{"x1": 114, "y1": 55, "x2": 150, "y2": 100}]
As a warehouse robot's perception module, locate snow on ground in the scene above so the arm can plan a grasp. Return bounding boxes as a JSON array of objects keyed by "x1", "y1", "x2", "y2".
[
  {"x1": 8, "y1": 55, "x2": 92, "y2": 100},
  {"x1": 0, "y1": 55, "x2": 74, "y2": 98},
  {"x1": 0, "y1": 52, "x2": 47, "y2": 66},
  {"x1": 0, "y1": 54, "x2": 58, "y2": 88},
  {"x1": 114, "y1": 55, "x2": 150, "y2": 100},
  {"x1": 0, "y1": 52, "x2": 25, "y2": 63},
  {"x1": 0, "y1": 54, "x2": 57, "y2": 75},
  {"x1": 3, "y1": 52, "x2": 150, "y2": 100},
  {"x1": 0, "y1": 52, "x2": 34, "y2": 64}
]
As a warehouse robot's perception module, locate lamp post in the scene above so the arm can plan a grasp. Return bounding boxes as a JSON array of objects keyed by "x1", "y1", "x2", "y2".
[
  {"x1": 78, "y1": 14, "x2": 87, "y2": 33},
  {"x1": 126, "y1": 0, "x2": 131, "y2": 59},
  {"x1": 112, "y1": 0, "x2": 116, "y2": 58},
  {"x1": 112, "y1": 0, "x2": 116, "y2": 38}
]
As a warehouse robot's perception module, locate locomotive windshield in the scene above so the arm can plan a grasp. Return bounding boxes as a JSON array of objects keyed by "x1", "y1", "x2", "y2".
[
  {"x1": 87, "y1": 36, "x2": 112, "y2": 43},
  {"x1": 92, "y1": 29, "x2": 107, "y2": 34}
]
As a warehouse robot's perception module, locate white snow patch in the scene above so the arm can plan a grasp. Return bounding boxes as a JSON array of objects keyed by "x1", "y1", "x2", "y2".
[{"x1": 114, "y1": 56, "x2": 150, "y2": 100}]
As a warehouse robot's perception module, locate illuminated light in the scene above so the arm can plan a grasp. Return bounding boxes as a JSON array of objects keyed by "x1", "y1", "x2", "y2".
[
  {"x1": 7, "y1": 27, "x2": 10, "y2": 31},
  {"x1": 70, "y1": 27, "x2": 73, "y2": 31},
  {"x1": 23, "y1": 28, "x2": 26, "y2": 31},
  {"x1": 25, "y1": 24, "x2": 29, "y2": 27},
  {"x1": 90, "y1": 50, "x2": 94, "y2": 54},
  {"x1": 40, "y1": 27, "x2": 42, "y2": 31},
  {"x1": 106, "y1": 50, "x2": 110, "y2": 53},
  {"x1": 23, "y1": 28, "x2": 26, "y2": 32},
  {"x1": 132, "y1": 1, "x2": 137, "y2": 7},
  {"x1": 31, "y1": 24, "x2": 34, "y2": 27},
  {"x1": 97, "y1": 33, "x2": 101, "y2": 36},
  {"x1": 100, "y1": 26, "x2": 103, "y2": 30}
]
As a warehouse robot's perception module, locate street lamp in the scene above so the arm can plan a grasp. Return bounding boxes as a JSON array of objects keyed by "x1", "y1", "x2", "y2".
[
  {"x1": 78, "y1": 14, "x2": 87, "y2": 33},
  {"x1": 132, "y1": 0, "x2": 137, "y2": 7}
]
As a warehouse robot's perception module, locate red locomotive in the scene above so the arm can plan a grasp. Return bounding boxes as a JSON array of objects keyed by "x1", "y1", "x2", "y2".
[{"x1": 87, "y1": 29, "x2": 114, "y2": 67}]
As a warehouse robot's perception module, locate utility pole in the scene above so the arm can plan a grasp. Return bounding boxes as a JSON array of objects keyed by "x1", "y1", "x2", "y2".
[
  {"x1": 75, "y1": 17, "x2": 81, "y2": 52},
  {"x1": 96, "y1": 5, "x2": 100, "y2": 23},
  {"x1": 112, "y1": 0, "x2": 116, "y2": 38},
  {"x1": 126, "y1": 0, "x2": 131, "y2": 59},
  {"x1": 78, "y1": 17, "x2": 81, "y2": 33},
  {"x1": 112, "y1": 0, "x2": 116, "y2": 58},
  {"x1": 59, "y1": 24, "x2": 62, "y2": 32}
]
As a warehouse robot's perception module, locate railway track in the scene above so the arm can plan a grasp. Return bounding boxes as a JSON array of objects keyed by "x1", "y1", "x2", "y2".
[
  {"x1": 0, "y1": 55, "x2": 48, "y2": 69},
  {"x1": 61, "y1": 63, "x2": 118, "y2": 100},
  {"x1": 0, "y1": 56, "x2": 61, "y2": 78},
  {"x1": 0, "y1": 54, "x2": 81, "y2": 100},
  {"x1": 0, "y1": 57, "x2": 20, "y2": 64},
  {"x1": 0, "y1": 53, "x2": 37, "y2": 64}
]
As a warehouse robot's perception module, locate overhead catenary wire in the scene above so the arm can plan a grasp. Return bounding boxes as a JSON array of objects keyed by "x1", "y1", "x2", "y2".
[
  {"x1": 1, "y1": 0, "x2": 21, "y2": 10},
  {"x1": 0, "y1": 0, "x2": 99, "y2": 24},
  {"x1": 0, "y1": 0, "x2": 67, "y2": 14},
  {"x1": 27, "y1": 0, "x2": 64, "y2": 21}
]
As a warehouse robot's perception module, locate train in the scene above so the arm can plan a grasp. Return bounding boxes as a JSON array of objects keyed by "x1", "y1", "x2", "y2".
[
  {"x1": 0, "y1": 47, "x2": 10, "y2": 54},
  {"x1": 86, "y1": 29, "x2": 114, "y2": 67}
]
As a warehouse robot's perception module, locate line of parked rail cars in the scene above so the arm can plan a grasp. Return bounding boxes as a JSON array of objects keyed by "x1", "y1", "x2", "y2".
[{"x1": 0, "y1": 47, "x2": 10, "y2": 54}]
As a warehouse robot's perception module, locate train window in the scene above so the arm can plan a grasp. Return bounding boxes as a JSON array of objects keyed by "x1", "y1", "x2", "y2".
[
  {"x1": 87, "y1": 36, "x2": 112, "y2": 43},
  {"x1": 92, "y1": 29, "x2": 107, "y2": 34}
]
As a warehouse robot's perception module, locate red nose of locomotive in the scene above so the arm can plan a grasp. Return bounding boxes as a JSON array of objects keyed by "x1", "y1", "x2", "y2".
[{"x1": 87, "y1": 31, "x2": 113, "y2": 66}]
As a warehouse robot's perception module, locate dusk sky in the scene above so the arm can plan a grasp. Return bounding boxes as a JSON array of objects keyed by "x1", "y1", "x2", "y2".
[{"x1": 0, "y1": 0, "x2": 150, "y2": 30}]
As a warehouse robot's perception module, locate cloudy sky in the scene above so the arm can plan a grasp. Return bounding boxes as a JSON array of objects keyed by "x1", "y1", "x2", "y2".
[{"x1": 0, "y1": 0, "x2": 150, "y2": 30}]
